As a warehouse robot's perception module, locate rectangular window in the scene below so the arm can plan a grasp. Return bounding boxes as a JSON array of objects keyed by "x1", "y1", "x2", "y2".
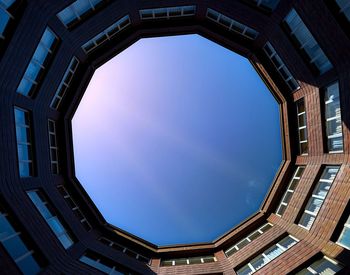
[
  {"x1": 298, "y1": 166, "x2": 340, "y2": 230},
  {"x1": 225, "y1": 223, "x2": 273, "y2": 257},
  {"x1": 99, "y1": 237, "x2": 150, "y2": 264},
  {"x1": 323, "y1": 82, "x2": 343, "y2": 153},
  {"x1": 82, "y1": 15, "x2": 130, "y2": 54},
  {"x1": 50, "y1": 56, "x2": 79, "y2": 110},
  {"x1": 276, "y1": 166, "x2": 305, "y2": 216},
  {"x1": 27, "y1": 190, "x2": 74, "y2": 249},
  {"x1": 236, "y1": 235, "x2": 298, "y2": 275},
  {"x1": 140, "y1": 6, "x2": 196, "y2": 20},
  {"x1": 296, "y1": 99, "x2": 308, "y2": 155},
  {"x1": 14, "y1": 107, "x2": 35, "y2": 177},
  {"x1": 263, "y1": 42, "x2": 300, "y2": 92},
  {"x1": 0, "y1": 200, "x2": 45, "y2": 275},
  {"x1": 80, "y1": 251, "x2": 131, "y2": 274},
  {"x1": 160, "y1": 255, "x2": 216, "y2": 266},
  {"x1": 295, "y1": 256, "x2": 343, "y2": 274},
  {"x1": 17, "y1": 27, "x2": 58, "y2": 97},
  {"x1": 48, "y1": 120, "x2": 59, "y2": 174},
  {"x1": 284, "y1": 9, "x2": 332, "y2": 75},
  {"x1": 242, "y1": 0, "x2": 280, "y2": 11},
  {"x1": 57, "y1": 185, "x2": 92, "y2": 231},
  {"x1": 57, "y1": 0, "x2": 107, "y2": 28},
  {"x1": 206, "y1": 8, "x2": 259, "y2": 40}
]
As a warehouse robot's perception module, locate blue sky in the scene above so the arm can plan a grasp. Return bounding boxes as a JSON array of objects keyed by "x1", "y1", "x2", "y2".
[{"x1": 72, "y1": 34, "x2": 282, "y2": 246}]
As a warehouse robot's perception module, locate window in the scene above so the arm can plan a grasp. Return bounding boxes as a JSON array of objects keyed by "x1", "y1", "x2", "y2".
[
  {"x1": 236, "y1": 235, "x2": 298, "y2": 275},
  {"x1": 80, "y1": 251, "x2": 130, "y2": 274},
  {"x1": 0, "y1": 200, "x2": 45, "y2": 275},
  {"x1": 206, "y1": 8, "x2": 259, "y2": 40},
  {"x1": 50, "y1": 56, "x2": 79, "y2": 110},
  {"x1": 276, "y1": 166, "x2": 305, "y2": 216},
  {"x1": 82, "y1": 15, "x2": 130, "y2": 54},
  {"x1": 263, "y1": 42, "x2": 300, "y2": 92},
  {"x1": 323, "y1": 82, "x2": 343, "y2": 153},
  {"x1": 27, "y1": 190, "x2": 74, "y2": 249},
  {"x1": 296, "y1": 99, "x2": 308, "y2": 155},
  {"x1": 17, "y1": 27, "x2": 58, "y2": 97},
  {"x1": 225, "y1": 223, "x2": 273, "y2": 257},
  {"x1": 336, "y1": 211, "x2": 350, "y2": 250},
  {"x1": 140, "y1": 6, "x2": 196, "y2": 20},
  {"x1": 160, "y1": 255, "x2": 216, "y2": 266},
  {"x1": 284, "y1": 9, "x2": 332, "y2": 75},
  {"x1": 57, "y1": 185, "x2": 92, "y2": 231},
  {"x1": 48, "y1": 120, "x2": 59, "y2": 174},
  {"x1": 242, "y1": 0, "x2": 280, "y2": 11},
  {"x1": 57, "y1": 0, "x2": 107, "y2": 28},
  {"x1": 14, "y1": 107, "x2": 35, "y2": 177},
  {"x1": 334, "y1": 0, "x2": 350, "y2": 22},
  {"x1": 99, "y1": 237, "x2": 150, "y2": 264},
  {"x1": 0, "y1": 0, "x2": 17, "y2": 40},
  {"x1": 295, "y1": 256, "x2": 343, "y2": 275},
  {"x1": 298, "y1": 166, "x2": 340, "y2": 230}
]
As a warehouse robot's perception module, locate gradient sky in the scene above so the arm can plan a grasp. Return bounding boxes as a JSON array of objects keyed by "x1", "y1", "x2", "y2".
[{"x1": 72, "y1": 34, "x2": 282, "y2": 246}]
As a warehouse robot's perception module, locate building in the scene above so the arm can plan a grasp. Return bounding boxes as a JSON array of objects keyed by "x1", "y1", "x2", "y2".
[{"x1": 0, "y1": 0, "x2": 350, "y2": 274}]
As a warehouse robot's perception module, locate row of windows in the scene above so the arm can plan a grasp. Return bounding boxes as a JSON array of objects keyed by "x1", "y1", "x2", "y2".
[
  {"x1": 276, "y1": 166, "x2": 305, "y2": 216},
  {"x1": 284, "y1": 9, "x2": 333, "y2": 75},
  {"x1": 48, "y1": 120, "x2": 59, "y2": 174},
  {"x1": 57, "y1": 185, "x2": 92, "y2": 231},
  {"x1": 57, "y1": 0, "x2": 107, "y2": 29},
  {"x1": 17, "y1": 28, "x2": 58, "y2": 98},
  {"x1": 79, "y1": 251, "x2": 131, "y2": 275},
  {"x1": 263, "y1": 42, "x2": 300, "y2": 92},
  {"x1": 50, "y1": 56, "x2": 79, "y2": 110},
  {"x1": 160, "y1": 255, "x2": 216, "y2": 267},
  {"x1": 298, "y1": 166, "x2": 339, "y2": 230},
  {"x1": 82, "y1": 15, "x2": 131, "y2": 54},
  {"x1": 225, "y1": 223, "x2": 273, "y2": 257},
  {"x1": 27, "y1": 190, "x2": 75, "y2": 250},
  {"x1": 295, "y1": 256, "x2": 343, "y2": 275},
  {"x1": 139, "y1": 6, "x2": 196, "y2": 20},
  {"x1": 236, "y1": 235, "x2": 299, "y2": 275},
  {"x1": 296, "y1": 81, "x2": 343, "y2": 155},
  {"x1": 206, "y1": 8, "x2": 259, "y2": 40},
  {"x1": 99, "y1": 237, "x2": 150, "y2": 265},
  {"x1": 0, "y1": 199, "x2": 45, "y2": 275}
]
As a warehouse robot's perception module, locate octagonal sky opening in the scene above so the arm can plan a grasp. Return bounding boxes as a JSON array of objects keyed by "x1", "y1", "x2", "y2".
[{"x1": 72, "y1": 34, "x2": 282, "y2": 246}]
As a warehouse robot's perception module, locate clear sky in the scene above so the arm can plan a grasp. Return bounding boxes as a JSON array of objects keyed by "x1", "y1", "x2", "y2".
[{"x1": 72, "y1": 34, "x2": 282, "y2": 246}]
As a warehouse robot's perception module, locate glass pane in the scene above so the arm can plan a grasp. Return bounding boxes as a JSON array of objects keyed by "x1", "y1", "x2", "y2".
[
  {"x1": 237, "y1": 265, "x2": 253, "y2": 275},
  {"x1": 0, "y1": 8, "x2": 10, "y2": 35},
  {"x1": 48, "y1": 217, "x2": 65, "y2": 235},
  {"x1": 17, "y1": 78, "x2": 33, "y2": 96},
  {"x1": 299, "y1": 212, "x2": 315, "y2": 229},
  {"x1": 279, "y1": 236, "x2": 297, "y2": 249},
  {"x1": 2, "y1": 235, "x2": 29, "y2": 260},
  {"x1": 19, "y1": 162, "x2": 30, "y2": 177},
  {"x1": 16, "y1": 254, "x2": 41, "y2": 275},
  {"x1": 310, "y1": 257, "x2": 342, "y2": 274},
  {"x1": 305, "y1": 197, "x2": 323, "y2": 214},
  {"x1": 41, "y1": 29, "x2": 56, "y2": 49},
  {"x1": 338, "y1": 227, "x2": 350, "y2": 249},
  {"x1": 58, "y1": 233, "x2": 73, "y2": 249},
  {"x1": 250, "y1": 254, "x2": 269, "y2": 270},
  {"x1": 58, "y1": 7, "x2": 76, "y2": 25},
  {"x1": 264, "y1": 244, "x2": 283, "y2": 261},
  {"x1": 73, "y1": 0, "x2": 92, "y2": 17},
  {"x1": 0, "y1": 215, "x2": 16, "y2": 240}
]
